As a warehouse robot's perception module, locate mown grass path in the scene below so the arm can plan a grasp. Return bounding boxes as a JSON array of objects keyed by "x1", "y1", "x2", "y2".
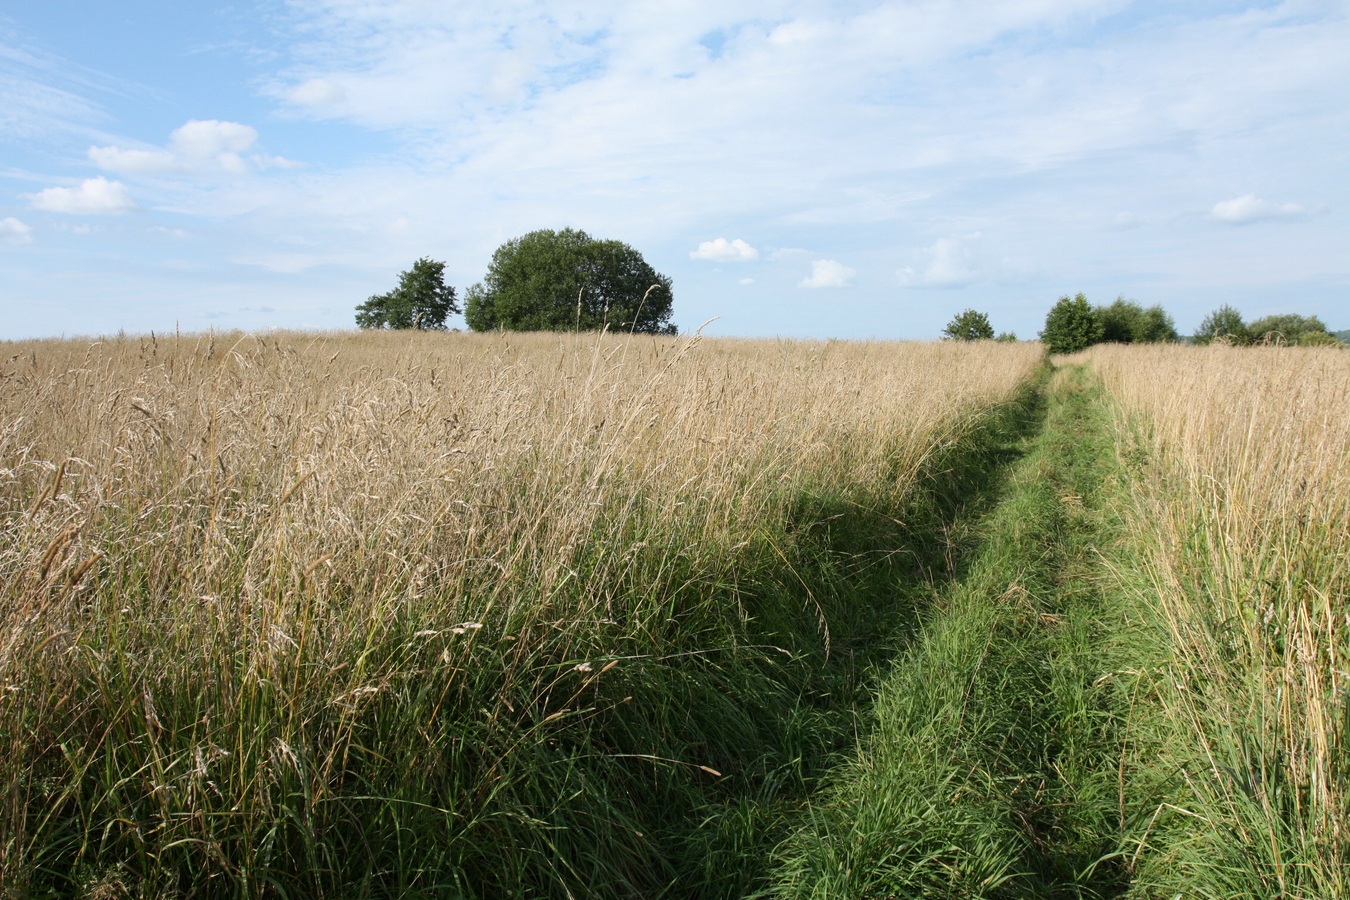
[{"x1": 768, "y1": 363, "x2": 1143, "y2": 898}]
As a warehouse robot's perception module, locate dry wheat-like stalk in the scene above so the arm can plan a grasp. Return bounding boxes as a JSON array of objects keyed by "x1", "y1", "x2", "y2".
[
  {"x1": 0, "y1": 329, "x2": 1042, "y2": 882},
  {"x1": 1081, "y1": 342, "x2": 1350, "y2": 877}
]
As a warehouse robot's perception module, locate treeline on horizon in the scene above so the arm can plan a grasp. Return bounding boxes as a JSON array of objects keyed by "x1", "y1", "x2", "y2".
[
  {"x1": 947, "y1": 295, "x2": 1345, "y2": 353},
  {"x1": 350, "y1": 226, "x2": 1343, "y2": 349}
]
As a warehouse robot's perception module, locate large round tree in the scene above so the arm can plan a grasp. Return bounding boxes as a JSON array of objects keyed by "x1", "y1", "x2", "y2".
[{"x1": 465, "y1": 228, "x2": 675, "y2": 334}]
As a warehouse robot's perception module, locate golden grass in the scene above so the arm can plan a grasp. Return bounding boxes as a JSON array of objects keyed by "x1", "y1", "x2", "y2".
[
  {"x1": 3, "y1": 330, "x2": 1040, "y2": 630},
  {"x1": 0, "y1": 329, "x2": 1042, "y2": 890},
  {"x1": 1079, "y1": 342, "x2": 1350, "y2": 893}
]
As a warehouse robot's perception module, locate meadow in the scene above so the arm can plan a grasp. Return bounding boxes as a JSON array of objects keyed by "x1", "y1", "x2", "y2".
[
  {"x1": 1, "y1": 331, "x2": 1345, "y2": 898},
  {"x1": 1079, "y1": 343, "x2": 1350, "y2": 898},
  {"x1": 1, "y1": 330, "x2": 1039, "y2": 896}
]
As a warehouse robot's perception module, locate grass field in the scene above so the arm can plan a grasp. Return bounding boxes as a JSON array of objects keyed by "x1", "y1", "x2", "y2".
[
  {"x1": 2, "y1": 332, "x2": 1345, "y2": 897},
  {"x1": 1079, "y1": 343, "x2": 1350, "y2": 898}
]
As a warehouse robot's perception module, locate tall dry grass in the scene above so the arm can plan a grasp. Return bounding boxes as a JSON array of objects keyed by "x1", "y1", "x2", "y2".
[
  {"x1": 0, "y1": 329, "x2": 1042, "y2": 895},
  {"x1": 1082, "y1": 343, "x2": 1350, "y2": 897}
]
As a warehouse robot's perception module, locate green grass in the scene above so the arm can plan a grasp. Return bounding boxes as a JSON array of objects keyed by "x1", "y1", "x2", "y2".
[{"x1": 767, "y1": 365, "x2": 1151, "y2": 898}]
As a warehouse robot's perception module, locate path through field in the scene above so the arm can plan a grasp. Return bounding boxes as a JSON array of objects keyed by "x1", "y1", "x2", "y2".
[
  {"x1": 768, "y1": 363, "x2": 1142, "y2": 898},
  {"x1": 9, "y1": 337, "x2": 1342, "y2": 897}
]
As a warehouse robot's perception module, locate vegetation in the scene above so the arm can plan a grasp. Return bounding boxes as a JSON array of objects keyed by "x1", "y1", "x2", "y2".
[
  {"x1": 1247, "y1": 312, "x2": 1336, "y2": 345},
  {"x1": 1040, "y1": 294, "x2": 1177, "y2": 353},
  {"x1": 355, "y1": 257, "x2": 459, "y2": 330},
  {"x1": 1192, "y1": 306, "x2": 1341, "y2": 347},
  {"x1": 774, "y1": 343, "x2": 1350, "y2": 897},
  {"x1": 771, "y1": 365, "x2": 1140, "y2": 896},
  {"x1": 1040, "y1": 292, "x2": 1103, "y2": 353},
  {"x1": 4, "y1": 331, "x2": 1347, "y2": 897},
  {"x1": 1082, "y1": 343, "x2": 1350, "y2": 897},
  {"x1": 0, "y1": 331, "x2": 1038, "y2": 896},
  {"x1": 942, "y1": 308, "x2": 995, "y2": 341},
  {"x1": 464, "y1": 228, "x2": 675, "y2": 334}
]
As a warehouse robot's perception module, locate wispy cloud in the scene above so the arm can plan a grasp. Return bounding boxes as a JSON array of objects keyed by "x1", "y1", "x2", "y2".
[
  {"x1": 29, "y1": 177, "x2": 136, "y2": 214},
  {"x1": 691, "y1": 237, "x2": 758, "y2": 262},
  {"x1": 0, "y1": 29, "x2": 120, "y2": 143},
  {"x1": 1209, "y1": 194, "x2": 1309, "y2": 225},
  {"x1": 800, "y1": 258, "x2": 856, "y2": 288}
]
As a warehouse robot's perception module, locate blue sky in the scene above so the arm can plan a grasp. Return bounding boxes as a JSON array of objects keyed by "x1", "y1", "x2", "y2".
[{"x1": 2, "y1": 0, "x2": 1347, "y2": 340}]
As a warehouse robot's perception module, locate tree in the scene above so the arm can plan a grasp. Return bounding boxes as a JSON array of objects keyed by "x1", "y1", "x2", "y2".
[
  {"x1": 1096, "y1": 297, "x2": 1179, "y2": 344},
  {"x1": 465, "y1": 228, "x2": 675, "y2": 334},
  {"x1": 1040, "y1": 293, "x2": 1103, "y2": 354},
  {"x1": 1193, "y1": 305, "x2": 1249, "y2": 346},
  {"x1": 1246, "y1": 313, "x2": 1332, "y2": 346},
  {"x1": 356, "y1": 258, "x2": 459, "y2": 330},
  {"x1": 942, "y1": 309, "x2": 995, "y2": 341}
]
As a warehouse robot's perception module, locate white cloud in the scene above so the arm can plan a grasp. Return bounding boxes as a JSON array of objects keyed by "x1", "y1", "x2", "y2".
[
  {"x1": 1210, "y1": 194, "x2": 1308, "y2": 225},
  {"x1": 89, "y1": 120, "x2": 297, "y2": 175},
  {"x1": 738, "y1": 277, "x2": 754, "y2": 285},
  {"x1": 691, "y1": 237, "x2": 758, "y2": 262},
  {"x1": 899, "y1": 237, "x2": 979, "y2": 288},
  {"x1": 800, "y1": 259, "x2": 856, "y2": 289},
  {"x1": 29, "y1": 177, "x2": 136, "y2": 215},
  {"x1": 1, "y1": 217, "x2": 34, "y2": 245}
]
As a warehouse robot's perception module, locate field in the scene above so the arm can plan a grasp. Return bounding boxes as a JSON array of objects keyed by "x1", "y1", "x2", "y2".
[{"x1": 1, "y1": 332, "x2": 1346, "y2": 897}]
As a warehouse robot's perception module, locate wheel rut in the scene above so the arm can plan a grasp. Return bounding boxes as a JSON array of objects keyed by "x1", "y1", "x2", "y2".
[{"x1": 768, "y1": 364, "x2": 1140, "y2": 899}]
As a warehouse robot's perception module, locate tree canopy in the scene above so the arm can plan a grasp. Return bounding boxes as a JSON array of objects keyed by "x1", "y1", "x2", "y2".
[
  {"x1": 942, "y1": 309, "x2": 996, "y2": 341},
  {"x1": 355, "y1": 258, "x2": 459, "y2": 330},
  {"x1": 1040, "y1": 293, "x2": 1103, "y2": 354},
  {"x1": 464, "y1": 228, "x2": 675, "y2": 334}
]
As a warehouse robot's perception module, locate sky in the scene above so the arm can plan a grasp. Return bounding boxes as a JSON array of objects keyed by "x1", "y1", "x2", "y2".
[{"x1": 2, "y1": 0, "x2": 1347, "y2": 341}]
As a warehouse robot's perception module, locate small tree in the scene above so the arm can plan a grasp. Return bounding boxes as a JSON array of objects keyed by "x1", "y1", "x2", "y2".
[
  {"x1": 1040, "y1": 293, "x2": 1103, "y2": 354},
  {"x1": 942, "y1": 309, "x2": 995, "y2": 341},
  {"x1": 356, "y1": 258, "x2": 459, "y2": 330},
  {"x1": 465, "y1": 228, "x2": 674, "y2": 334},
  {"x1": 1194, "y1": 305, "x2": 1249, "y2": 346}
]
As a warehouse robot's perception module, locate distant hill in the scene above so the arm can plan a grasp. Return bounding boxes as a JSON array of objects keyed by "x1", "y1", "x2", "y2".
[{"x1": 1334, "y1": 329, "x2": 1350, "y2": 344}]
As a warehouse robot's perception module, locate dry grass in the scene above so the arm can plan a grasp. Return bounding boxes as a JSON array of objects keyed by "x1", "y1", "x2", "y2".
[
  {"x1": 1080, "y1": 342, "x2": 1350, "y2": 896},
  {"x1": 0, "y1": 329, "x2": 1042, "y2": 894}
]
